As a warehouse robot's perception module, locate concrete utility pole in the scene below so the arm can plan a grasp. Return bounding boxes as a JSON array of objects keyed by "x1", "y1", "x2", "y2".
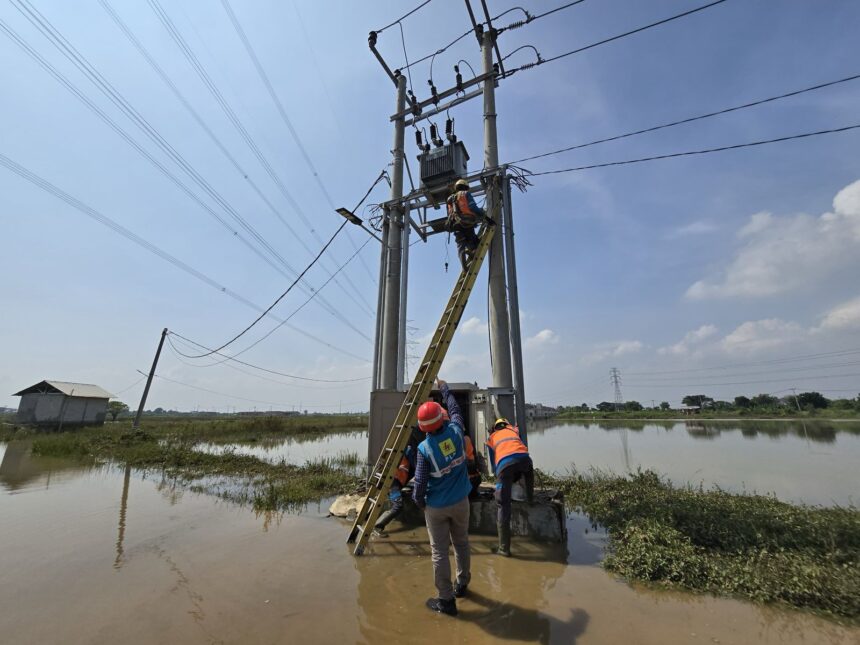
[
  {"x1": 396, "y1": 206, "x2": 410, "y2": 389},
  {"x1": 379, "y1": 73, "x2": 407, "y2": 390},
  {"x1": 133, "y1": 328, "x2": 167, "y2": 429},
  {"x1": 503, "y1": 176, "x2": 527, "y2": 442},
  {"x1": 482, "y1": 28, "x2": 515, "y2": 422}
]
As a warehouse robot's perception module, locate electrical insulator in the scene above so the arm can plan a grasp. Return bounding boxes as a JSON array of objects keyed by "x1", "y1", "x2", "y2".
[
  {"x1": 445, "y1": 118, "x2": 456, "y2": 143},
  {"x1": 428, "y1": 80, "x2": 439, "y2": 105},
  {"x1": 454, "y1": 65, "x2": 463, "y2": 91},
  {"x1": 415, "y1": 130, "x2": 423, "y2": 150}
]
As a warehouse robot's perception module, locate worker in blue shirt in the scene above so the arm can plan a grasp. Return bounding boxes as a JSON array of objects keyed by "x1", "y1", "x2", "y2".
[{"x1": 412, "y1": 378, "x2": 473, "y2": 617}]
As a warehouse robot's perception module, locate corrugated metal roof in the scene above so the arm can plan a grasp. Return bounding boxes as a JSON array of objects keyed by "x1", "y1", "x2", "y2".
[{"x1": 13, "y1": 380, "x2": 114, "y2": 399}]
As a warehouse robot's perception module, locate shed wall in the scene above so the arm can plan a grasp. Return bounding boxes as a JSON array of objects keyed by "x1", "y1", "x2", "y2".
[{"x1": 15, "y1": 393, "x2": 107, "y2": 427}]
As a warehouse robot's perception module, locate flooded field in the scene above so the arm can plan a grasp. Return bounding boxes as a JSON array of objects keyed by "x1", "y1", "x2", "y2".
[
  {"x1": 1, "y1": 420, "x2": 858, "y2": 644},
  {"x1": 199, "y1": 419, "x2": 860, "y2": 506}
]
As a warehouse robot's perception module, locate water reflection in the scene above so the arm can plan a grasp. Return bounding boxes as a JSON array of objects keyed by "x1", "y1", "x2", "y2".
[
  {"x1": 0, "y1": 441, "x2": 93, "y2": 492},
  {"x1": 114, "y1": 465, "x2": 131, "y2": 569},
  {"x1": 525, "y1": 420, "x2": 860, "y2": 506}
]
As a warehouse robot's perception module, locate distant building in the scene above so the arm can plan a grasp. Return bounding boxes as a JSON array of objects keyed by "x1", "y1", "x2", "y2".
[
  {"x1": 677, "y1": 404, "x2": 701, "y2": 416},
  {"x1": 13, "y1": 380, "x2": 113, "y2": 428},
  {"x1": 526, "y1": 403, "x2": 558, "y2": 421}
]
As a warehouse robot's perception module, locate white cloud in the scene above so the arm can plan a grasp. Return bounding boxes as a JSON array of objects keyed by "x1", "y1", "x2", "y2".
[
  {"x1": 581, "y1": 340, "x2": 643, "y2": 365},
  {"x1": 813, "y1": 295, "x2": 860, "y2": 333},
  {"x1": 526, "y1": 329, "x2": 559, "y2": 349},
  {"x1": 720, "y1": 319, "x2": 805, "y2": 354},
  {"x1": 658, "y1": 324, "x2": 718, "y2": 355},
  {"x1": 667, "y1": 220, "x2": 717, "y2": 238},
  {"x1": 460, "y1": 316, "x2": 487, "y2": 335},
  {"x1": 685, "y1": 179, "x2": 860, "y2": 300}
]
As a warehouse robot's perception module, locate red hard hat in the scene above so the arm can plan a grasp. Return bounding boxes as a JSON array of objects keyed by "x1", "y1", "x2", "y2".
[{"x1": 417, "y1": 401, "x2": 445, "y2": 433}]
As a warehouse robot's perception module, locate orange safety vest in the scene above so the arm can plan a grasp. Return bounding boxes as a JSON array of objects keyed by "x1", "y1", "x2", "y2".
[
  {"x1": 446, "y1": 190, "x2": 478, "y2": 227},
  {"x1": 486, "y1": 425, "x2": 529, "y2": 464},
  {"x1": 394, "y1": 454, "x2": 411, "y2": 486}
]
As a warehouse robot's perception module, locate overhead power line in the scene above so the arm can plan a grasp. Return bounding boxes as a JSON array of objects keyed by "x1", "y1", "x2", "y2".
[
  {"x1": 5, "y1": 2, "x2": 369, "y2": 341},
  {"x1": 0, "y1": 151, "x2": 367, "y2": 363},
  {"x1": 98, "y1": 0, "x2": 373, "y2": 318},
  {"x1": 166, "y1": 333, "x2": 369, "y2": 383},
  {"x1": 174, "y1": 169, "x2": 389, "y2": 359},
  {"x1": 143, "y1": 370, "x2": 365, "y2": 408},
  {"x1": 185, "y1": 219, "x2": 349, "y2": 358},
  {"x1": 375, "y1": 0, "x2": 433, "y2": 34},
  {"x1": 217, "y1": 0, "x2": 377, "y2": 287},
  {"x1": 507, "y1": 0, "x2": 731, "y2": 76},
  {"x1": 513, "y1": 72, "x2": 860, "y2": 164},
  {"x1": 524, "y1": 124, "x2": 860, "y2": 175}
]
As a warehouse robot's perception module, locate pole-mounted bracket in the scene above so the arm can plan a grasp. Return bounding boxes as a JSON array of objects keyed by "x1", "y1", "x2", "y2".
[{"x1": 368, "y1": 31, "x2": 398, "y2": 85}]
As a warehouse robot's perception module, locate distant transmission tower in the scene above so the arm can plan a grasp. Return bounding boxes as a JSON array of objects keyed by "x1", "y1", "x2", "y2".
[{"x1": 610, "y1": 367, "x2": 623, "y2": 411}]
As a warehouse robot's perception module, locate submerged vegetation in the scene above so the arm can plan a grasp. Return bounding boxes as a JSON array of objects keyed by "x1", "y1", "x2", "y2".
[
  {"x1": 545, "y1": 470, "x2": 859, "y2": 622},
  {"x1": 18, "y1": 416, "x2": 366, "y2": 511}
]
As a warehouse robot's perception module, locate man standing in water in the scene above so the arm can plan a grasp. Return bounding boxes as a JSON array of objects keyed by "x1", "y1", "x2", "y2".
[
  {"x1": 412, "y1": 378, "x2": 472, "y2": 616},
  {"x1": 486, "y1": 417, "x2": 534, "y2": 557}
]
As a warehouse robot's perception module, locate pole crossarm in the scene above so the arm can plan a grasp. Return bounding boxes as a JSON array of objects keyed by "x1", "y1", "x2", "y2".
[
  {"x1": 390, "y1": 71, "x2": 497, "y2": 121},
  {"x1": 378, "y1": 166, "x2": 508, "y2": 213}
]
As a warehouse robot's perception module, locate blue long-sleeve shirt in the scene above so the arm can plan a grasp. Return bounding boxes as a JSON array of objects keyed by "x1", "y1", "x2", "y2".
[{"x1": 412, "y1": 384, "x2": 465, "y2": 508}]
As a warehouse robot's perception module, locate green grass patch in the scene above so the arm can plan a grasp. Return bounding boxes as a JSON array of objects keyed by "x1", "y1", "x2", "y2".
[
  {"x1": 28, "y1": 423, "x2": 364, "y2": 511},
  {"x1": 544, "y1": 470, "x2": 859, "y2": 621}
]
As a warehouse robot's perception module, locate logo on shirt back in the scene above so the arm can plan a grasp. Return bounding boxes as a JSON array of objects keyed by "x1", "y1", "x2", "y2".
[{"x1": 438, "y1": 438, "x2": 456, "y2": 458}]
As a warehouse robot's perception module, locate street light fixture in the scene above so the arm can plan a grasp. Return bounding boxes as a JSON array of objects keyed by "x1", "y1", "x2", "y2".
[{"x1": 336, "y1": 207, "x2": 385, "y2": 244}]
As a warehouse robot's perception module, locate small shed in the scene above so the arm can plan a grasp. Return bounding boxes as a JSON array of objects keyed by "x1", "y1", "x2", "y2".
[{"x1": 13, "y1": 380, "x2": 113, "y2": 428}]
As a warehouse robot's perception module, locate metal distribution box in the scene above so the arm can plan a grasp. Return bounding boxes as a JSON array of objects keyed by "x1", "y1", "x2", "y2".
[{"x1": 368, "y1": 382, "x2": 514, "y2": 475}]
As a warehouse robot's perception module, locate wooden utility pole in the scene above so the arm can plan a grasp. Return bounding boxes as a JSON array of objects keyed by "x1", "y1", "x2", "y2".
[{"x1": 133, "y1": 328, "x2": 167, "y2": 429}]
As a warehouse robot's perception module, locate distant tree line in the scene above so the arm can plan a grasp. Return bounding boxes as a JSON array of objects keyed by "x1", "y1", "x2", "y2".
[{"x1": 556, "y1": 391, "x2": 860, "y2": 415}]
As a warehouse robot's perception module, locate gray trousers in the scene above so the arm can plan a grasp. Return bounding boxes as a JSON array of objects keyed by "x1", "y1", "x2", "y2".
[{"x1": 424, "y1": 496, "x2": 471, "y2": 600}]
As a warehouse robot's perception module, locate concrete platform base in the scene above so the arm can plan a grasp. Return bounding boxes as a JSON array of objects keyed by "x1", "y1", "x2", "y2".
[{"x1": 330, "y1": 485, "x2": 567, "y2": 543}]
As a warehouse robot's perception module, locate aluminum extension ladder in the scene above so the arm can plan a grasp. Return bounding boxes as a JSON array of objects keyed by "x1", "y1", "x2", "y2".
[{"x1": 347, "y1": 222, "x2": 496, "y2": 555}]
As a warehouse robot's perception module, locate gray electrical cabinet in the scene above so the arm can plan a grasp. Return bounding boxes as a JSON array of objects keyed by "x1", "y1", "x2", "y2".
[{"x1": 367, "y1": 382, "x2": 515, "y2": 473}]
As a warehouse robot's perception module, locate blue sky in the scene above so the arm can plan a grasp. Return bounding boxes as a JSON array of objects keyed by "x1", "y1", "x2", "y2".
[{"x1": 2, "y1": 0, "x2": 859, "y2": 412}]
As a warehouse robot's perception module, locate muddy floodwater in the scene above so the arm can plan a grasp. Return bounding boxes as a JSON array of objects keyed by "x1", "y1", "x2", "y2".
[{"x1": 1, "y1": 421, "x2": 859, "y2": 644}]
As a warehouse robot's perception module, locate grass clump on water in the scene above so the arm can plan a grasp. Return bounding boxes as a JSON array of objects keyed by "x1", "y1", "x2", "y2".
[
  {"x1": 544, "y1": 470, "x2": 859, "y2": 622},
  {"x1": 29, "y1": 425, "x2": 363, "y2": 511}
]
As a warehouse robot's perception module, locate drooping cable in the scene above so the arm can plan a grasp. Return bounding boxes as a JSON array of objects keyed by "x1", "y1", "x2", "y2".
[
  {"x1": 0, "y1": 150, "x2": 367, "y2": 362},
  {"x1": 176, "y1": 169, "x2": 389, "y2": 358},
  {"x1": 513, "y1": 73, "x2": 860, "y2": 164},
  {"x1": 524, "y1": 124, "x2": 860, "y2": 175},
  {"x1": 165, "y1": 334, "x2": 369, "y2": 384}
]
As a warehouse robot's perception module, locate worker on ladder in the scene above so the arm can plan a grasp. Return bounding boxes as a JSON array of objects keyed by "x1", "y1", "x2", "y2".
[
  {"x1": 486, "y1": 418, "x2": 534, "y2": 557},
  {"x1": 412, "y1": 378, "x2": 473, "y2": 617},
  {"x1": 373, "y1": 428, "x2": 420, "y2": 535},
  {"x1": 446, "y1": 178, "x2": 491, "y2": 270}
]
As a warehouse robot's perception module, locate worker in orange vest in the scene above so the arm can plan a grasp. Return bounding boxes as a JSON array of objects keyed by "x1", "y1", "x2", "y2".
[
  {"x1": 486, "y1": 418, "x2": 534, "y2": 556},
  {"x1": 373, "y1": 428, "x2": 420, "y2": 535},
  {"x1": 446, "y1": 178, "x2": 491, "y2": 270}
]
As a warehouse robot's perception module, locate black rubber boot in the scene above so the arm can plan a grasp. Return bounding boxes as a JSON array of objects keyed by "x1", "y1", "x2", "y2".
[
  {"x1": 496, "y1": 522, "x2": 511, "y2": 557},
  {"x1": 373, "y1": 508, "x2": 399, "y2": 535},
  {"x1": 426, "y1": 597, "x2": 458, "y2": 616},
  {"x1": 453, "y1": 582, "x2": 468, "y2": 598}
]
